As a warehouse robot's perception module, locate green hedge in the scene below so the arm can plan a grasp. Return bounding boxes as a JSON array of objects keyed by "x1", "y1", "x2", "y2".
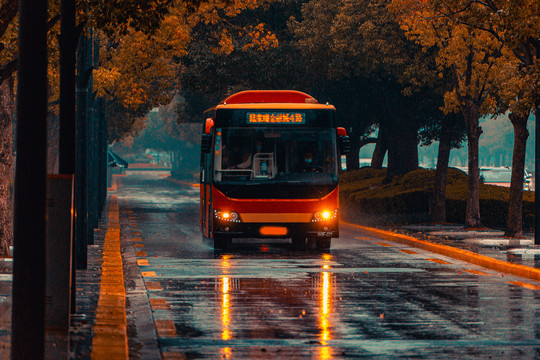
[{"x1": 340, "y1": 167, "x2": 535, "y2": 229}]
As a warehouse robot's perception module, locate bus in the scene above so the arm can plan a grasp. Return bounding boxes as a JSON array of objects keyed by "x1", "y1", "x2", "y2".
[{"x1": 200, "y1": 90, "x2": 350, "y2": 250}]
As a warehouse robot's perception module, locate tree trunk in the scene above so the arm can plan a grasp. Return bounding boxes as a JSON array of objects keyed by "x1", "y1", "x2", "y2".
[
  {"x1": 0, "y1": 79, "x2": 14, "y2": 256},
  {"x1": 384, "y1": 116, "x2": 418, "y2": 183},
  {"x1": 463, "y1": 105, "x2": 482, "y2": 228},
  {"x1": 371, "y1": 125, "x2": 387, "y2": 169},
  {"x1": 431, "y1": 133, "x2": 451, "y2": 223},
  {"x1": 505, "y1": 112, "x2": 529, "y2": 237},
  {"x1": 346, "y1": 133, "x2": 360, "y2": 171}
]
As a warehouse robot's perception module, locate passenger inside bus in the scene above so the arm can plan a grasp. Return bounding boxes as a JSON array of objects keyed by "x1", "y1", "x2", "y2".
[
  {"x1": 222, "y1": 143, "x2": 251, "y2": 169},
  {"x1": 228, "y1": 139, "x2": 264, "y2": 169},
  {"x1": 216, "y1": 128, "x2": 337, "y2": 183},
  {"x1": 296, "y1": 149, "x2": 322, "y2": 172}
]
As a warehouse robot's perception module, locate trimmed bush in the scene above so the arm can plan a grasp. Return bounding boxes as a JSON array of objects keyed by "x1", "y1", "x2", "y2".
[{"x1": 340, "y1": 167, "x2": 535, "y2": 230}]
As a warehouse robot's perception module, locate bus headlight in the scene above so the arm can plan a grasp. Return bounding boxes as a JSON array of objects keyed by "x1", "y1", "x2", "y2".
[
  {"x1": 214, "y1": 209, "x2": 241, "y2": 223},
  {"x1": 312, "y1": 210, "x2": 338, "y2": 222}
]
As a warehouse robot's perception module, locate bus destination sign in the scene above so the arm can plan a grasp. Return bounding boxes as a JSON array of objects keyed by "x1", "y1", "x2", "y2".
[{"x1": 247, "y1": 112, "x2": 305, "y2": 125}]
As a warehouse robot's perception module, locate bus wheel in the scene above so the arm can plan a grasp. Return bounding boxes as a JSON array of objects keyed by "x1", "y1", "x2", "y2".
[
  {"x1": 316, "y1": 237, "x2": 331, "y2": 250},
  {"x1": 292, "y1": 236, "x2": 306, "y2": 250},
  {"x1": 214, "y1": 236, "x2": 231, "y2": 250}
]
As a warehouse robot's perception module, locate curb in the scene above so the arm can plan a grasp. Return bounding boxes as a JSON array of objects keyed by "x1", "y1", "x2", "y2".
[
  {"x1": 91, "y1": 195, "x2": 129, "y2": 359},
  {"x1": 343, "y1": 221, "x2": 540, "y2": 282},
  {"x1": 162, "y1": 175, "x2": 199, "y2": 187}
]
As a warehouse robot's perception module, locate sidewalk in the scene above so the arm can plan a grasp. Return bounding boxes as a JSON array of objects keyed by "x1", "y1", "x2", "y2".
[
  {"x1": 1, "y1": 197, "x2": 540, "y2": 358},
  {"x1": 396, "y1": 224, "x2": 539, "y2": 269}
]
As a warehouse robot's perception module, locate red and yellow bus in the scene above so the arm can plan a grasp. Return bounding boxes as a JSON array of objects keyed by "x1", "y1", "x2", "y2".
[{"x1": 200, "y1": 90, "x2": 350, "y2": 250}]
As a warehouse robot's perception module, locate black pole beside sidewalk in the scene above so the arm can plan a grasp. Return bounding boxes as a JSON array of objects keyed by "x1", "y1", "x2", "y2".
[{"x1": 11, "y1": 0, "x2": 48, "y2": 358}]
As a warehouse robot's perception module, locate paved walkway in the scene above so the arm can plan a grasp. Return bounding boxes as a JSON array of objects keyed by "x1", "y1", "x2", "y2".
[{"x1": 0, "y1": 195, "x2": 539, "y2": 359}]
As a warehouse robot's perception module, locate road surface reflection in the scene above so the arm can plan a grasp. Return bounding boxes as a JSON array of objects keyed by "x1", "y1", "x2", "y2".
[
  {"x1": 319, "y1": 253, "x2": 333, "y2": 359},
  {"x1": 216, "y1": 252, "x2": 339, "y2": 358}
]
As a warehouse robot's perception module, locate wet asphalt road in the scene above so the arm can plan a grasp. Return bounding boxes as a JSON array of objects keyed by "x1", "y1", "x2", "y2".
[{"x1": 117, "y1": 171, "x2": 540, "y2": 359}]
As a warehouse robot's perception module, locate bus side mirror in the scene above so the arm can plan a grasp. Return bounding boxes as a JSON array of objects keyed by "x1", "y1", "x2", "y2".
[
  {"x1": 337, "y1": 127, "x2": 351, "y2": 155},
  {"x1": 205, "y1": 118, "x2": 214, "y2": 134},
  {"x1": 201, "y1": 134, "x2": 212, "y2": 153}
]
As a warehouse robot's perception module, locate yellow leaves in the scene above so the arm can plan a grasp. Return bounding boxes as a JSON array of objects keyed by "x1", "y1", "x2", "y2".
[
  {"x1": 213, "y1": 30, "x2": 234, "y2": 55},
  {"x1": 242, "y1": 23, "x2": 278, "y2": 51},
  {"x1": 94, "y1": 7, "x2": 192, "y2": 112},
  {"x1": 391, "y1": 0, "x2": 539, "y2": 117},
  {"x1": 191, "y1": 0, "x2": 271, "y2": 26},
  {"x1": 94, "y1": 68, "x2": 122, "y2": 97}
]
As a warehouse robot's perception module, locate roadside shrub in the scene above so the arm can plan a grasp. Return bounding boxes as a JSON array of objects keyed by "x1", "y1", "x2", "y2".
[{"x1": 340, "y1": 167, "x2": 535, "y2": 230}]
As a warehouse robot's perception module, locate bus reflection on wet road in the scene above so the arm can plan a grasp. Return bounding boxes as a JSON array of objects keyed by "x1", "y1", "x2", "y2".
[{"x1": 117, "y1": 171, "x2": 540, "y2": 359}]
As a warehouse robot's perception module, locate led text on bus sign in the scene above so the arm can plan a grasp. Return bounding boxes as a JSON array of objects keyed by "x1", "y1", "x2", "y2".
[{"x1": 247, "y1": 112, "x2": 305, "y2": 125}]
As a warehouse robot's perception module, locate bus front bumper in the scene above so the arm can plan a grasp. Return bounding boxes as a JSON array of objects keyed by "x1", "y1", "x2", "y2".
[{"x1": 213, "y1": 220, "x2": 339, "y2": 239}]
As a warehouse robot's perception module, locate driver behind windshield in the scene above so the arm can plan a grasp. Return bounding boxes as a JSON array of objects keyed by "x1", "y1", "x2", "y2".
[{"x1": 297, "y1": 150, "x2": 319, "y2": 172}]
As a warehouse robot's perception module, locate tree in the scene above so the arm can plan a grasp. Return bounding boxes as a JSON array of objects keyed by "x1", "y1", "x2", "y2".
[
  {"x1": 0, "y1": 78, "x2": 13, "y2": 255},
  {"x1": 293, "y1": 0, "x2": 454, "y2": 182},
  {"x1": 426, "y1": 0, "x2": 539, "y2": 236},
  {"x1": 93, "y1": 0, "x2": 277, "y2": 142},
  {"x1": 420, "y1": 111, "x2": 466, "y2": 223},
  {"x1": 0, "y1": 0, "x2": 247, "y2": 254},
  {"x1": 391, "y1": 0, "x2": 511, "y2": 228}
]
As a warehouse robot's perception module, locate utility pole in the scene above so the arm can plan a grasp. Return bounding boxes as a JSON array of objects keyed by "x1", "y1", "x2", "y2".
[
  {"x1": 11, "y1": 0, "x2": 48, "y2": 357},
  {"x1": 75, "y1": 32, "x2": 92, "y2": 269},
  {"x1": 59, "y1": 0, "x2": 78, "y2": 312}
]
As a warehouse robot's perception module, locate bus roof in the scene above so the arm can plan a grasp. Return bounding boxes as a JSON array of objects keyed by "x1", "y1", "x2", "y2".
[
  {"x1": 220, "y1": 90, "x2": 318, "y2": 105},
  {"x1": 215, "y1": 103, "x2": 335, "y2": 110}
]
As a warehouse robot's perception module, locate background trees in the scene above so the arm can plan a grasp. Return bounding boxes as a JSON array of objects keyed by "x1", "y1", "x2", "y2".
[
  {"x1": 391, "y1": 0, "x2": 539, "y2": 232},
  {"x1": 0, "y1": 0, "x2": 536, "y2": 256}
]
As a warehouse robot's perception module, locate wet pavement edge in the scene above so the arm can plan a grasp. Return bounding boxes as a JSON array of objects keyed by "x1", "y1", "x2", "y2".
[{"x1": 342, "y1": 221, "x2": 540, "y2": 282}]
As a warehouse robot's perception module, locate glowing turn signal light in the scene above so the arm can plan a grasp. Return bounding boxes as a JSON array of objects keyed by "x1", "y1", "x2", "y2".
[
  {"x1": 214, "y1": 210, "x2": 241, "y2": 223},
  {"x1": 312, "y1": 210, "x2": 337, "y2": 222}
]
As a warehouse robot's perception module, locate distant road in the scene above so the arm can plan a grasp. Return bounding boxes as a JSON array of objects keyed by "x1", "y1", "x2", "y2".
[{"x1": 116, "y1": 170, "x2": 540, "y2": 359}]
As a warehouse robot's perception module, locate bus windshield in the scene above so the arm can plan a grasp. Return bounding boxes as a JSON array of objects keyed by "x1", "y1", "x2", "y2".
[{"x1": 214, "y1": 127, "x2": 338, "y2": 186}]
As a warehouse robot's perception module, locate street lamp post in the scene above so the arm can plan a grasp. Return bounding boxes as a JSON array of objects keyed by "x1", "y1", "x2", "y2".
[{"x1": 11, "y1": 0, "x2": 48, "y2": 358}]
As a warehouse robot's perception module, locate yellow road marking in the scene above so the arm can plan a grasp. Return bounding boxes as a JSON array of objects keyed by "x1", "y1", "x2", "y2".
[
  {"x1": 133, "y1": 237, "x2": 142, "y2": 242},
  {"x1": 463, "y1": 269, "x2": 492, "y2": 276},
  {"x1": 507, "y1": 281, "x2": 540, "y2": 290},
  {"x1": 399, "y1": 249, "x2": 418, "y2": 255},
  {"x1": 375, "y1": 242, "x2": 393, "y2": 247},
  {"x1": 136, "y1": 251, "x2": 147, "y2": 257},
  {"x1": 142, "y1": 271, "x2": 157, "y2": 277},
  {"x1": 426, "y1": 258, "x2": 452, "y2": 265},
  {"x1": 155, "y1": 320, "x2": 177, "y2": 337},
  {"x1": 146, "y1": 281, "x2": 163, "y2": 291},
  {"x1": 356, "y1": 236, "x2": 372, "y2": 241},
  {"x1": 133, "y1": 243, "x2": 144, "y2": 248},
  {"x1": 137, "y1": 259, "x2": 150, "y2": 266},
  {"x1": 150, "y1": 298, "x2": 170, "y2": 310},
  {"x1": 91, "y1": 196, "x2": 128, "y2": 359}
]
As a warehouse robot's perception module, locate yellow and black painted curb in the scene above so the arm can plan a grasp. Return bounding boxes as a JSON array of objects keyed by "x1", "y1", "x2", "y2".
[
  {"x1": 91, "y1": 195, "x2": 128, "y2": 359},
  {"x1": 343, "y1": 221, "x2": 540, "y2": 282}
]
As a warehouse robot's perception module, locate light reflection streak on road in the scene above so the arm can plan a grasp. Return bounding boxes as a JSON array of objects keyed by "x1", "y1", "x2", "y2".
[
  {"x1": 221, "y1": 255, "x2": 232, "y2": 344},
  {"x1": 221, "y1": 277, "x2": 231, "y2": 341},
  {"x1": 220, "y1": 256, "x2": 232, "y2": 358},
  {"x1": 319, "y1": 253, "x2": 333, "y2": 359}
]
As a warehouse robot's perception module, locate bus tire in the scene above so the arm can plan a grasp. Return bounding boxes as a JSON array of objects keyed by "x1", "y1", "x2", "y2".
[
  {"x1": 316, "y1": 237, "x2": 331, "y2": 250},
  {"x1": 214, "y1": 236, "x2": 231, "y2": 250},
  {"x1": 292, "y1": 236, "x2": 306, "y2": 250}
]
